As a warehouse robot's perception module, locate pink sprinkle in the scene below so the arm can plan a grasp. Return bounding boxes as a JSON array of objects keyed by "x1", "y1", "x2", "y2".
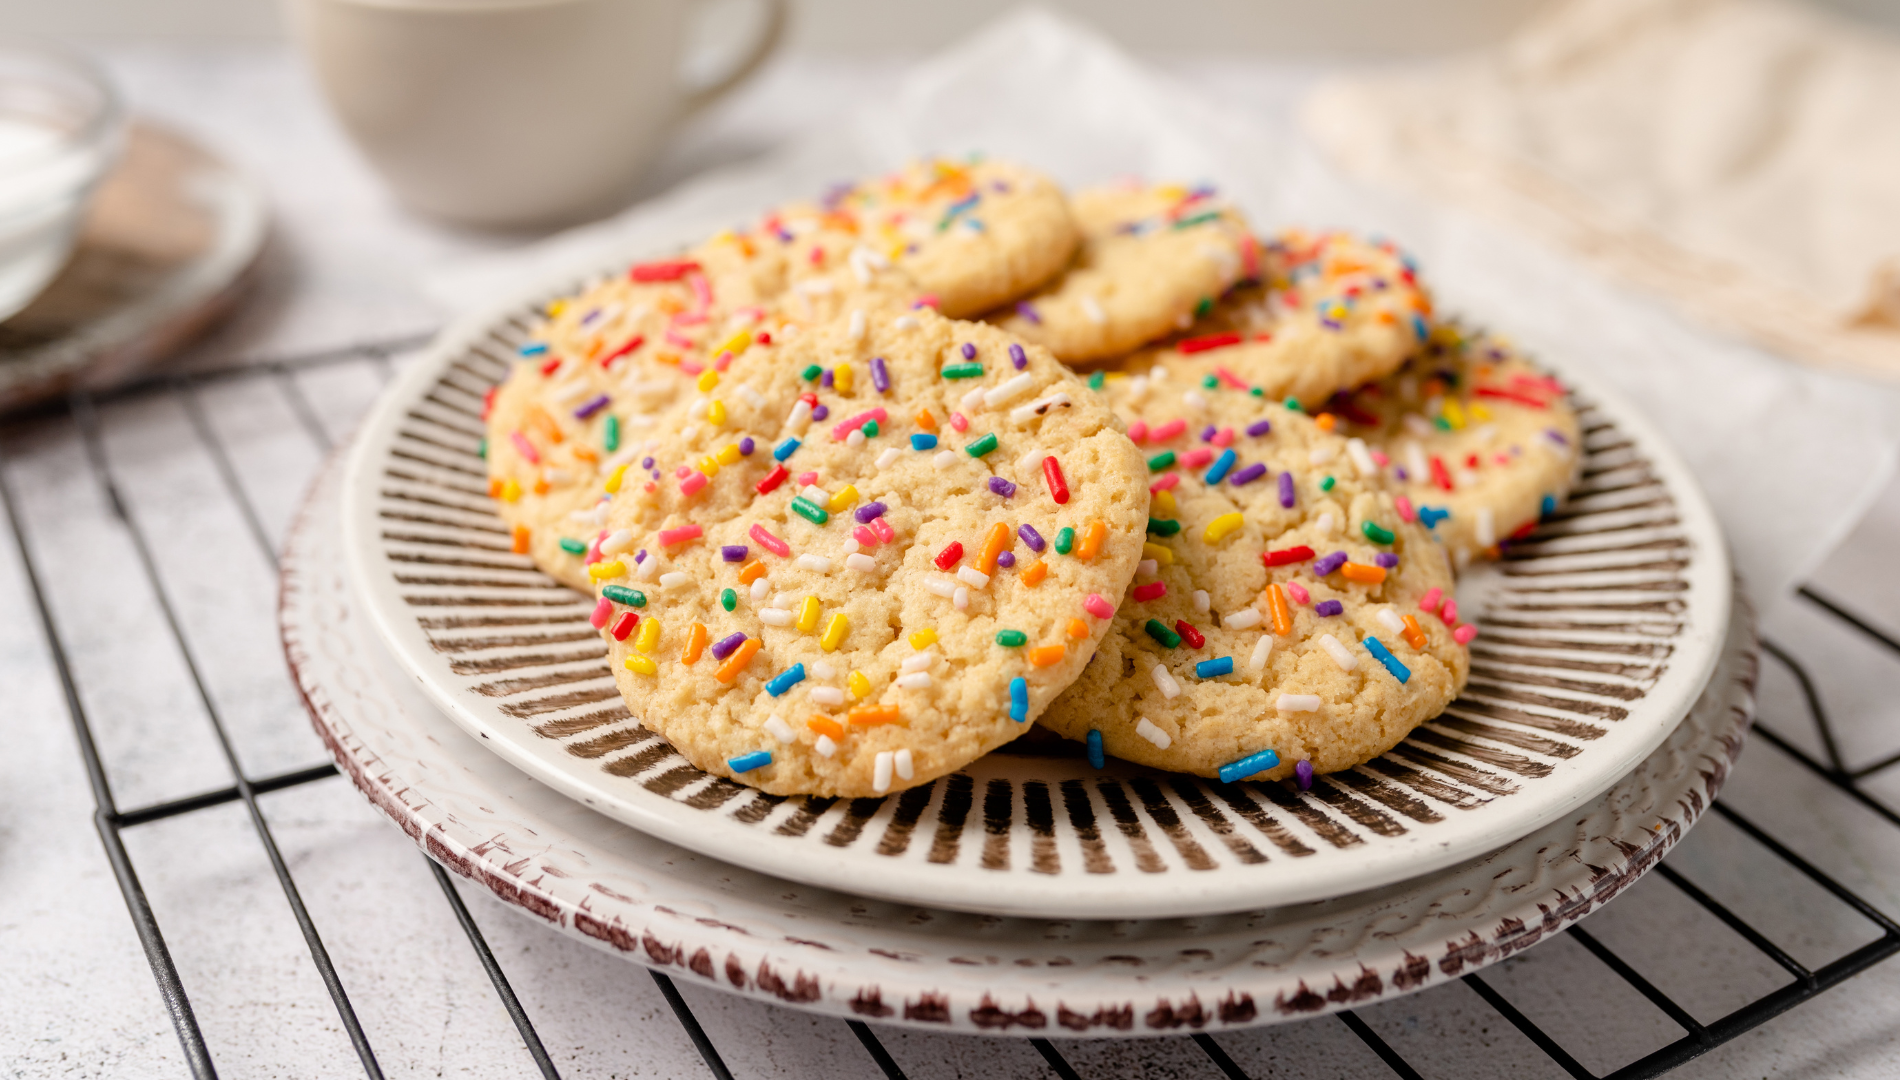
[
  {"x1": 853, "y1": 525, "x2": 879, "y2": 546},
  {"x1": 949, "y1": 412, "x2": 969, "y2": 432},
  {"x1": 1371, "y1": 449, "x2": 1390, "y2": 467},
  {"x1": 590, "y1": 597, "x2": 613, "y2": 628},
  {"x1": 665, "y1": 331, "x2": 696, "y2": 350},
  {"x1": 679, "y1": 471, "x2": 708, "y2": 497},
  {"x1": 1214, "y1": 366, "x2": 1248, "y2": 389},
  {"x1": 658, "y1": 523, "x2": 703, "y2": 547},
  {"x1": 1210, "y1": 427, "x2": 1234, "y2": 448},
  {"x1": 675, "y1": 465, "x2": 692, "y2": 479},
  {"x1": 677, "y1": 358, "x2": 704, "y2": 375},
  {"x1": 1150, "y1": 472, "x2": 1180, "y2": 493},
  {"x1": 1083, "y1": 593, "x2": 1115, "y2": 619},
  {"x1": 797, "y1": 471, "x2": 818, "y2": 486},
  {"x1": 830, "y1": 407, "x2": 889, "y2": 441},
  {"x1": 714, "y1": 351, "x2": 735, "y2": 372},
  {"x1": 1287, "y1": 582, "x2": 1311, "y2": 605},
  {"x1": 1181, "y1": 447, "x2": 1214, "y2": 469},
  {"x1": 1453, "y1": 624, "x2": 1479, "y2": 645},
  {"x1": 1150, "y1": 418, "x2": 1187, "y2": 442},
  {"x1": 1127, "y1": 420, "x2": 1149, "y2": 444},
  {"x1": 1440, "y1": 599, "x2": 1459, "y2": 626},
  {"x1": 585, "y1": 532, "x2": 604, "y2": 566},
  {"x1": 750, "y1": 523, "x2": 791, "y2": 557},
  {"x1": 869, "y1": 518, "x2": 895, "y2": 543},
  {"x1": 509, "y1": 431, "x2": 540, "y2": 465},
  {"x1": 1395, "y1": 496, "x2": 1416, "y2": 523},
  {"x1": 1418, "y1": 586, "x2": 1442, "y2": 612},
  {"x1": 689, "y1": 270, "x2": 712, "y2": 310}
]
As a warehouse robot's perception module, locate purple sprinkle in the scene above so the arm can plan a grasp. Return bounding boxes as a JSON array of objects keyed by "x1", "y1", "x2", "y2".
[
  {"x1": 1017, "y1": 524, "x2": 1046, "y2": 552},
  {"x1": 1199, "y1": 424, "x2": 1218, "y2": 443},
  {"x1": 710, "y1": 632, "x2": 747, "y2": 661},
  {"x1": 1393, "y1": 467, "x2": 1409, "y2": 481},
  {"x1": 1295, "y1": 759, "x2": 1314, "y2": 790},
  {"x1": 1230, "y1": 462, "x2": 1267, "y2": 486},
  {"x1": 854, "y1": 501, "x2": 887, "y2": 524},
  {"x1": 574, "y1": 394, "x2": 611, "y2": 420},
  {"x1": 721, "y1": 545, "x2": 747, "y2": 562},
  {"x1": 1278, "y1": 471, "x2": 1296, "y2": 508},
  {"x1": 870, "y1": 356, "x2": 890, "y2": 394},
  {"x1": 1314, "y1": 599, "x2": 1344, "y2": 617},
  {"x1": 633, "y1": 549, "x2": 646, "y2": 563},
  {"x1": 996, "y1": 551, "x2": 1016, "y2": 569},
  {"x1": 1313, "y1": 551, "x2": 1349, "y2": 577},
  {"x1": 738, "y1": 437, "x2": 755, "y2": 456},
  {"x1": 1545, "y1": 428, "x2": 1570, "y2": 446},
  {"x1": 988, "y1": 476, "x2": 1018, "y2": 498},
  {"x1": 1246, "y1": 419, "x2": 1272, "y2": 437},
  {"x1": 961, "y1": 342, "x2": 976, "y2": 360},
  {"x1": 811, "y1": 403, "x2": 830, "y2": 422},
  {"x1": 1009, "y1": 343, "x2": 1027, "y2": 369},
  {"x1": 649, "y1": 469, "x2": 661, "y2": 480},
  {"x1": 641, "y1": 456, "x2": 654, "y2": 469},
  {"x1": 1374, "y1": 553, "x2": 1399, "y2": 568},
  {"x1": 1015, "y1": 301, "x2": 1041, "y2": 324},
  {"x1": 821, "y1": 369, "x2": 834, "y2": 388}
]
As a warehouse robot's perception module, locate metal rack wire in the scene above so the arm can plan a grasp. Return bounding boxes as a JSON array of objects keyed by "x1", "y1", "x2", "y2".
[{"x1": 7, "y1": 336, "x2": 1896, "y2": 1080}]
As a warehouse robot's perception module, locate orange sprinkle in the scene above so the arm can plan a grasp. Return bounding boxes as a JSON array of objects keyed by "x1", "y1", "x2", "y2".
[
  {"x1": 681, "y1": 622, "x2": 709, "y2": 665},
  {"x1": 738, "y1": 559, "x2": 767, "y2": 585},
  {"x1": 848, "y1": 705, "x2": 903, "y2": 726},
  {"x1": 570, "y1": 445, "x2": 598, "y2": 464},
  {"x1": 510, "y1": 525, "x2": 530, "y2": 554},
  {"x1": 914, "y1": 407, "x2": 938, "y2": 431},
  {"x1": 1065, "y1": 618, "x2": 1089, "y2": 640},
  {"x1": 531, "y1": 476, "x2": 550, "y2": 495},
  {"x1": 654, "y1": 351, "x2": 681, "y2": 366},
  {"x1": 1340, "y1": 562, "x2": 1387, "y2": 585},
  {"x1": 1401, "y1": 614, "x2": 1428, "y2": 650},
  {"x1": 1021, "y1": 560, "x2": 1048, "y2": 587},
  {"x1": 977, "y1": 522, "x2": 1010, "y2": 574},
  {"x1": 714, "y1": 638, "x2": 760, "y2": 683},
  {"x1": 1076, "y1": 520, "x2": 1106, "y2": 561},
  {"x1": 1314, "y1": 413, "x2": 1337, "y2": 432},
  {"x1": 807, "y1": 716, "x2": 844, "y2": 740},
  {"x1": 1269, "y1": 583, "x2": 1294, "y2": 636},
  {"x1": 658, "y1": 294, "x2": 685, "y2": 314},
  {"x1": 1029, "y1": 644, "x2": 1065, "y2": 667},
  {"x1": 1376, "y1": 310, "x2": 1397, "y2": 325},
  {"x1": 488, "y1": 478, "x2": 505, "y2": 498},
  {"x1": 527, "y1": 406, "x2": 563, "y2": 444}
]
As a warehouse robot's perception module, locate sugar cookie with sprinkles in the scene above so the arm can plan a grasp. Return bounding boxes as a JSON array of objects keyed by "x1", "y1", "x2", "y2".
[
  {"x1": 591, "y1": 308, "x2": 1147, "y2": 797},
  {"x1": 995, "y1": 183, "x2": 1253, "y2": 364},
  {"x1": 1038, "y1": 357, "x2": 1468, "y2": 783},
  {"x1": 1132, "y1": 228, "x2": 1435, "y2": 405},
  {"x1": 1336, "y1": 324, "x2": 1583, "y2": 568}
]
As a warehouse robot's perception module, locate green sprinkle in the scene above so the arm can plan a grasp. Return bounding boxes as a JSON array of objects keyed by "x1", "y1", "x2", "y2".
[
  {"x1": 602, "y1": 585, "x2": 646, "y2": 607},
  {"x1": 1320, "y1": 475, "x2": 1336, "y2": 492},
  {"x1": 1173, "y1": 211, "x2": 1222, "y2": 230},
  {"x1": 1434, "y1": 416, "x2": 1452, "y2": 431},
  {"x1": 801, "y1": 364, "x2": 823, "y2": 381},
  {"x1": 790, "y1": 496, "x2": 829, "y2": 525},
  {"x1": 1146, "y1": 519, "x2": 1182, "y2": 536},
  {"x1": 558, "y1": 537, "x2": 587, "y2": 556},
  {"x1": 1201, "y1": 374, "x2": 1218, "y2": 389},
  {"x1": 1195, "y1": 296, "x2": 1212, "y2": 317},
  {"x1": 1285, "y1": 397, "x2": 1302, "y2": 412},
  {"x1": 941, "y1": 362, "x2": 984, "y2": 379},
  {"x1": 603, "y1": 414, "x2": 620, "y2": 453},
  {"x1": 1144, "y1": 619, "x2": 1183, "y2": 648},
  {"x1": 995, "y1": 629, "x2": 1028, "y2": 648},
  {"x1": 721, "y1": 588, "x2": 737, "y2": 612},
  {"x1": 965, "y1": 432, "x2": 999, "y2": 457},
  {"x1": 478, "y1": 438, "x2": 487, "y2": 459},
  {"x1": 862, "y1": 419, "x2": 879, "y2": 438},
  {"x1": 1147, "y1": 451, "x2": 1176, "y2": 471},
  {"x1": 1088, "y1": 370, "x2": 1105, "y2": 390},
  {"x1": 1250, "y1": 386, "x2": 1265, "y2": 397},
  {"x1": 1362, "y1": 521, "x2": 1396, "y2": 545},
  {"x1": 1054, "y1": 527, "x2": 1075, "y2": 554}
]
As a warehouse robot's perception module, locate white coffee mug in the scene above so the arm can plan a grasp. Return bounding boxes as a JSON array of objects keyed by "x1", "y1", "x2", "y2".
[{"x1": 291, "y1": 0, "x2": 785, "y2": 227}]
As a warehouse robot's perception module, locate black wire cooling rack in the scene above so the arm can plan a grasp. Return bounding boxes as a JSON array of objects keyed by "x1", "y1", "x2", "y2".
[{"x1": 6, "y1": 336, "x2": 1898, "y2": 1080}]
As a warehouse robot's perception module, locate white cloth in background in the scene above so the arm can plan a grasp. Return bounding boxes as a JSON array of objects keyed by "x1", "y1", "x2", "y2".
[
  {"x1": 424, "y1": 8, "x2": 1900, "y2": 611},
  {"x1": 1305, "y1": 0, "x2": 1900, "y2": 381}
]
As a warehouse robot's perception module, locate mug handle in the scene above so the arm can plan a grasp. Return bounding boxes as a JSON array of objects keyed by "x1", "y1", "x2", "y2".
[{"x1": 680, "y1": 0, "x2": 788, "y2": 118}]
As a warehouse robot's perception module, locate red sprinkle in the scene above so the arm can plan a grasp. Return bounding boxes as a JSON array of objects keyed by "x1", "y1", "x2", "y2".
[
  {"x1": 1042, "y1": 456, "x2": 1070, "y2": 504},
  {"x1": 610, "y1": 611, "x2": 639, "y2": 641},
  {"x1": 539, "y1": 358, "x2": 562, "y2": 377},
  {"x1": 1178, "y1": 332, "x2": 1242, "y2": 355},
  {"x1": 1430, "y1": 455, "x2": 1455, "y2": 492},
  {"x1": 1476, "y1": 386, "x2": 1552, "y2": 409},
  {"x1": 1262, "y1": 545, "x2": 1316, "y2": 567},
  {"x1": 1174, "y1": 620, "x2": 1205, "y2": 649},
  {"x1": 481, "y1": 386, "x2": 498, "y2": 420},
  {"x1": 1131, "y1": 582, "x2": 1167, "y2": 602},
  {"x1": 934, "y1": 541, "x2": 964, "y2": 571},
  {"x1": 629, "y1": 259, "x2": 700, "y2": 282},
  {"x1": 600, "y1": 335, "x2": 645, "y2": 367},
  {"x1": 755, "y1": 465, "x2": 789, "y2": 495}
]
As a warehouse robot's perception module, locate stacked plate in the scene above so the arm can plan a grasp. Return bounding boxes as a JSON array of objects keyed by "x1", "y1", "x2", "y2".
[{"x1": 280, "y1": 288, "x2": 1753, "y2": 1035}]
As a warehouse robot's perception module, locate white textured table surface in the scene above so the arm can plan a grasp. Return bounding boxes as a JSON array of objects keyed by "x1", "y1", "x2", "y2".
[{"x1": 4, "y1": 44, "x2": 1900, "y2": 1080}]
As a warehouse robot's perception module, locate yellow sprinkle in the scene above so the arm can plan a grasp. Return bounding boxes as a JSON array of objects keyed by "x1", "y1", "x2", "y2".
[
  {"x1": 1142, "y1": 542, "x2": 1174, "y2": 565},
  {"x1": 588, "y1": 559, "x2": 625, "y2": 580},
  {"x1": 1204, "y1": 512, "x2": 1245, "y2": 544},
  {"x1": 848, "y1": 670, "x2": 871, "y2": 698},
  {"x1": 797, "y1": 595, "x2": 822, "y2": 632},
  {"x1": 1469, "y1": 400, "x2": 1493, "y2": 422},
  {"x1": 1442, "y1": 397, "x2": 1467, "y2": 430},
  {"x1": 624, "y1": 654, "x2": 657, "y2": 676},
  {"x1": 717, "y1": 330, "x2": 752, "y2": 357},
  {"x1": 716, "y1": 443, "x2": 742, "y2": 466},
  {"x1": 1152, "y1": 489, "x2": 1178, "y2": 517},
  {"x1": 909, "y1": 628, "x2": 937, "y2": 650},
  {"x1": 821, "y1": 612, "x2": 849, "y2": 651},
  {"x1": 697, "y1": 455, "x2": 720, "y2": 477},
  {"x1": 499, "y1": 478, "x2": 522, "y2": 503},
  {"x1": 835, "y1": 363, "x2": 854, "y2": 394},
  {"x1": 603, "y1": 465, "x2": 626, "y2": 495},
  {"x1": 547, "y1": 299, "x2": 569, "y2": 317},
  {"x1": 635, "y1": 617, "x2": 661, "y2": 654},
  {"x1": 707, "y1": 399, "x2": 727, "y2": 426},
  {"x1": 697, "y1": 369, "x2": 719, "y2": 392},
  {"x1": 827, "y1": 484, "x2": 860, "y2": 512}
]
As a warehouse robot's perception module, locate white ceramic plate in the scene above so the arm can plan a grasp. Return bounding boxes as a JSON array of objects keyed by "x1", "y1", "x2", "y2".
[
  {"x1": 338, "y1": 297, "x2": 1732, "y2": 919},
  {"x1": 292, "y1": 451, "x2": 1757, "y2": 1034}
]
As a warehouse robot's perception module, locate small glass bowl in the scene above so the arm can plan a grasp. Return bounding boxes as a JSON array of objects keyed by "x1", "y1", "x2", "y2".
[{"x1": 0, "y1": 40, "x2": 123, "y2": 323}]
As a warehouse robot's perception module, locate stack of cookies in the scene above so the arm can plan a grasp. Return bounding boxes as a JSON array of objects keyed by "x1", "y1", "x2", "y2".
[{"x1": 483, "y1": 159, "x2": 1583, "y2": 799}]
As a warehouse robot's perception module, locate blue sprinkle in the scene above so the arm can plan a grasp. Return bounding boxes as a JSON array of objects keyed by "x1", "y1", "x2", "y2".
[
  {"x1": 1363, "y1": 636, "x2": 1411, "y2": 684},
  {"x1": 1203, "y1": 448, "x2": 1236, "y2": 485},
  {"x1": 1219, "y1": 748, "x2": 1280, "y2": 784},
  {"x1": 1314, "y1": 600, "x2": 1344, "y2": 617},
  {"x1": 1411, "y1": 314, "x2": 1429, "y2": 342},
  {"x1": 1541, "y1": 494, "x2": 1557, "y2": 518},
  {"x1": 765, "y1": 664, "x2": 805, "y2": 697},
  {"x1": 1009, "y1": 676, "x2": 1028, "y2": 722},
  {"x1": 1418, "y1": 506, "x2": 1450, "y2": 529},
  {"x1": 1086, "y1": 729, "x2": 1105, "y2": 769},
  {"x1": 773, "y1": 437, "x2": 801, "y2": 461},
  {"x1": 519, "y1": 341, "x2": 548, "y2": 357},
  {"x1": 911, "y1": 433, "x2": 939, "y2": 451},
  {"x1": 1195, "y1": 656, "x2": 1235, "y2": 678},
  {"x1": 728, "y1": 750, "x2": 772, "y2": 773}
]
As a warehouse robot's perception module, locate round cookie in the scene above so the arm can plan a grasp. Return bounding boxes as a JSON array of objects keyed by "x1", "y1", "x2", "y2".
[
  {"x1": 1123, "y1": 228, "x2": 1434, "y2": 406},
  {"x1": 1038, "y1": 356, "x2": 1469, "y2": 783},
  {"x1": 1336, "y1": 324, "x2": 1583, "y2": 567},
  {"x1": 994, "y1": 183, "x2": 1253, "y2": 364},
  {"x1": 591, "y1": 308, "x2": 1148, "y2": 797}
]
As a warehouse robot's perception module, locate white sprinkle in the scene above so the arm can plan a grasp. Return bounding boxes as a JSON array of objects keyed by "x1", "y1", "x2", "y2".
[
  {"x1": 873, "y1": 751, "x2": 894, "y2": 792},
  {"x1": 1015, "y1": 448, "x2": 1046, "y2": 477},
  {"x1": 553, "y1": 378, "x2": 591, "y2": 405},
  {"x1": 956, "y1": 390, "x2": 985, "y2": 418},
  {"x1": 544, "y1": 468, "x2": 572, "y2": 486},
  {"x1": 1405, "y1": 440, "x2": 1428, "y2": 481},
  {"x1": 769, "y1": 593, "x2": 793, "y2": 609},
  {"x1": 635, "y1": 556, "x2": 661, "y2": 581},
  {"x1": 953, "y1": 586, "x2": 970, "y2": 611},
  {"x1": 956, "y1": 566, "x2": 990, "y2": 589},
  {"x1": 779, "y1": 322, "x2": 799, "y2": 339},
  {"x1": 1456, "y1": 468, "x2": 1479, "y2": 488},
  {"x1": 1192, "y1": 589, "x2": 1210, "y2": 614},
  {"x1": 763, "y1": 715, "x2": 794, "y2": 743},
  {"x1": 794, "y1": 554, "x2": 833, "y2": 573},
  {"x1": 1476, "y1": 507, "x2": 1497, "y2": 548},
  {"x1": 681, "y1": 423, "x2": 700, "y2": 443},
  {"x1": 1318, "y1": 633, "x2": 1358, "y2": 671},
  {"x1": 749, "y1": 579, "x2": 770, "y2": 602},
  {"x1": 923, "y1": 576, "x2": 957, "y2": 599},
  {"x1": 787, "y1": 399, "x2": 813, "y2": 433},
  {"x1": 737, "y1": 384, "x2": 766, "y2": 410},
  {"x1": 1308, "y1": 443, "x2": 1337, "y2": 466},
  {"x1": 1148, "y1": 365, "x2": 1169, "y2": 382},
  {"x1": 812, "y1": 662, "x2": 837, "y2": 679},
  {"x1": 1081, "y1": 294, "x2": 1106, "y2": 325},
  {"x1": 1224, "y1": 608, "x2": 1262, "y2": 630},
  {"x1": 1403, "y1": 414, "x2": 1434, "y2": 439},
  {"x1": 846, "y1": 429, "x2": 866, "y2": 449},
  {"x1": 599, "y1": 528, "x2": 634, "y2": 555},
  {"x1": 894, "y1": 314, "x2": 918, "y2": 330},
  {"x1": 842, "y1": 537, "x2": 860, "y2": 555},
  {"x1": 800, "y1": 485, "x2": 827, "y2": 502},
  {"x1": 814, "y1": 734, "x2": 837, "y2": 758},
  {"x1": 1151, "y1": 664, "x2": 1182, "y2": 699},
  {"x1": 798, "y1": 276, "x2": 835, "y2": 295},
  {"x1": 1138, "y1": 559, "x2": 1158, "y2": 577},
  {"x1": 1377, "y1": 609, "x2": 1406, "y2": 635},
  {"x1": 810, "y1": 686, "x2": 845, "y2": 706},
  {"x1": 850, "y1": 249, "x2": 875, "y2": 285},
  {"x1": 933, "y1": 450, "x2": 958, "y2": 470},
  {"x1": 984, "y1": 372, "x2": 1035, "y2": 408},
  {"x1": 759, "y1": 608, "x2": 793, "y2": 627},
  {"x1": 1008, "y1": 393, "x2": 1072, "y2": 426},
  {"x1": 1183, "y1": 390, "x2": 1209, "y2": 412},
  {"x1": 1249, "y1": 637, "x2": 1273, "y2": 672},
  {"x1": 894, "y1": 749, "x2": 914, "y2": 781},
  {"x1": 1346, "y1": 438, "x2": 1377, "y2": 478},
  {"x1": 1126, "y1": 375, "x2": 1150, "y2": 402},
  {"x1": 1135, "y1": 717, "x2": 1172, "y2": 750},
  {"x1": 846, "y1": 553, "x2": 878, "y2": 572},
  {"x1": 896, "y1": 672, "x2": 932, "y2": 690},
  {"x1": 876, "y1": 447, "x2": 901, "y2": 470},
  {"x1": 1316, "y1": 512, "x2": 1338, "y2": 536},
  {"x1": 901, "y1": 652, "x2": 936, "y2": 673},
  {"x1": 1277, "y1": 693, "x2": 1322, "y2": 713},
  {"x1": 848, "y1": 309, "x2": 866, "y2": 340}
]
